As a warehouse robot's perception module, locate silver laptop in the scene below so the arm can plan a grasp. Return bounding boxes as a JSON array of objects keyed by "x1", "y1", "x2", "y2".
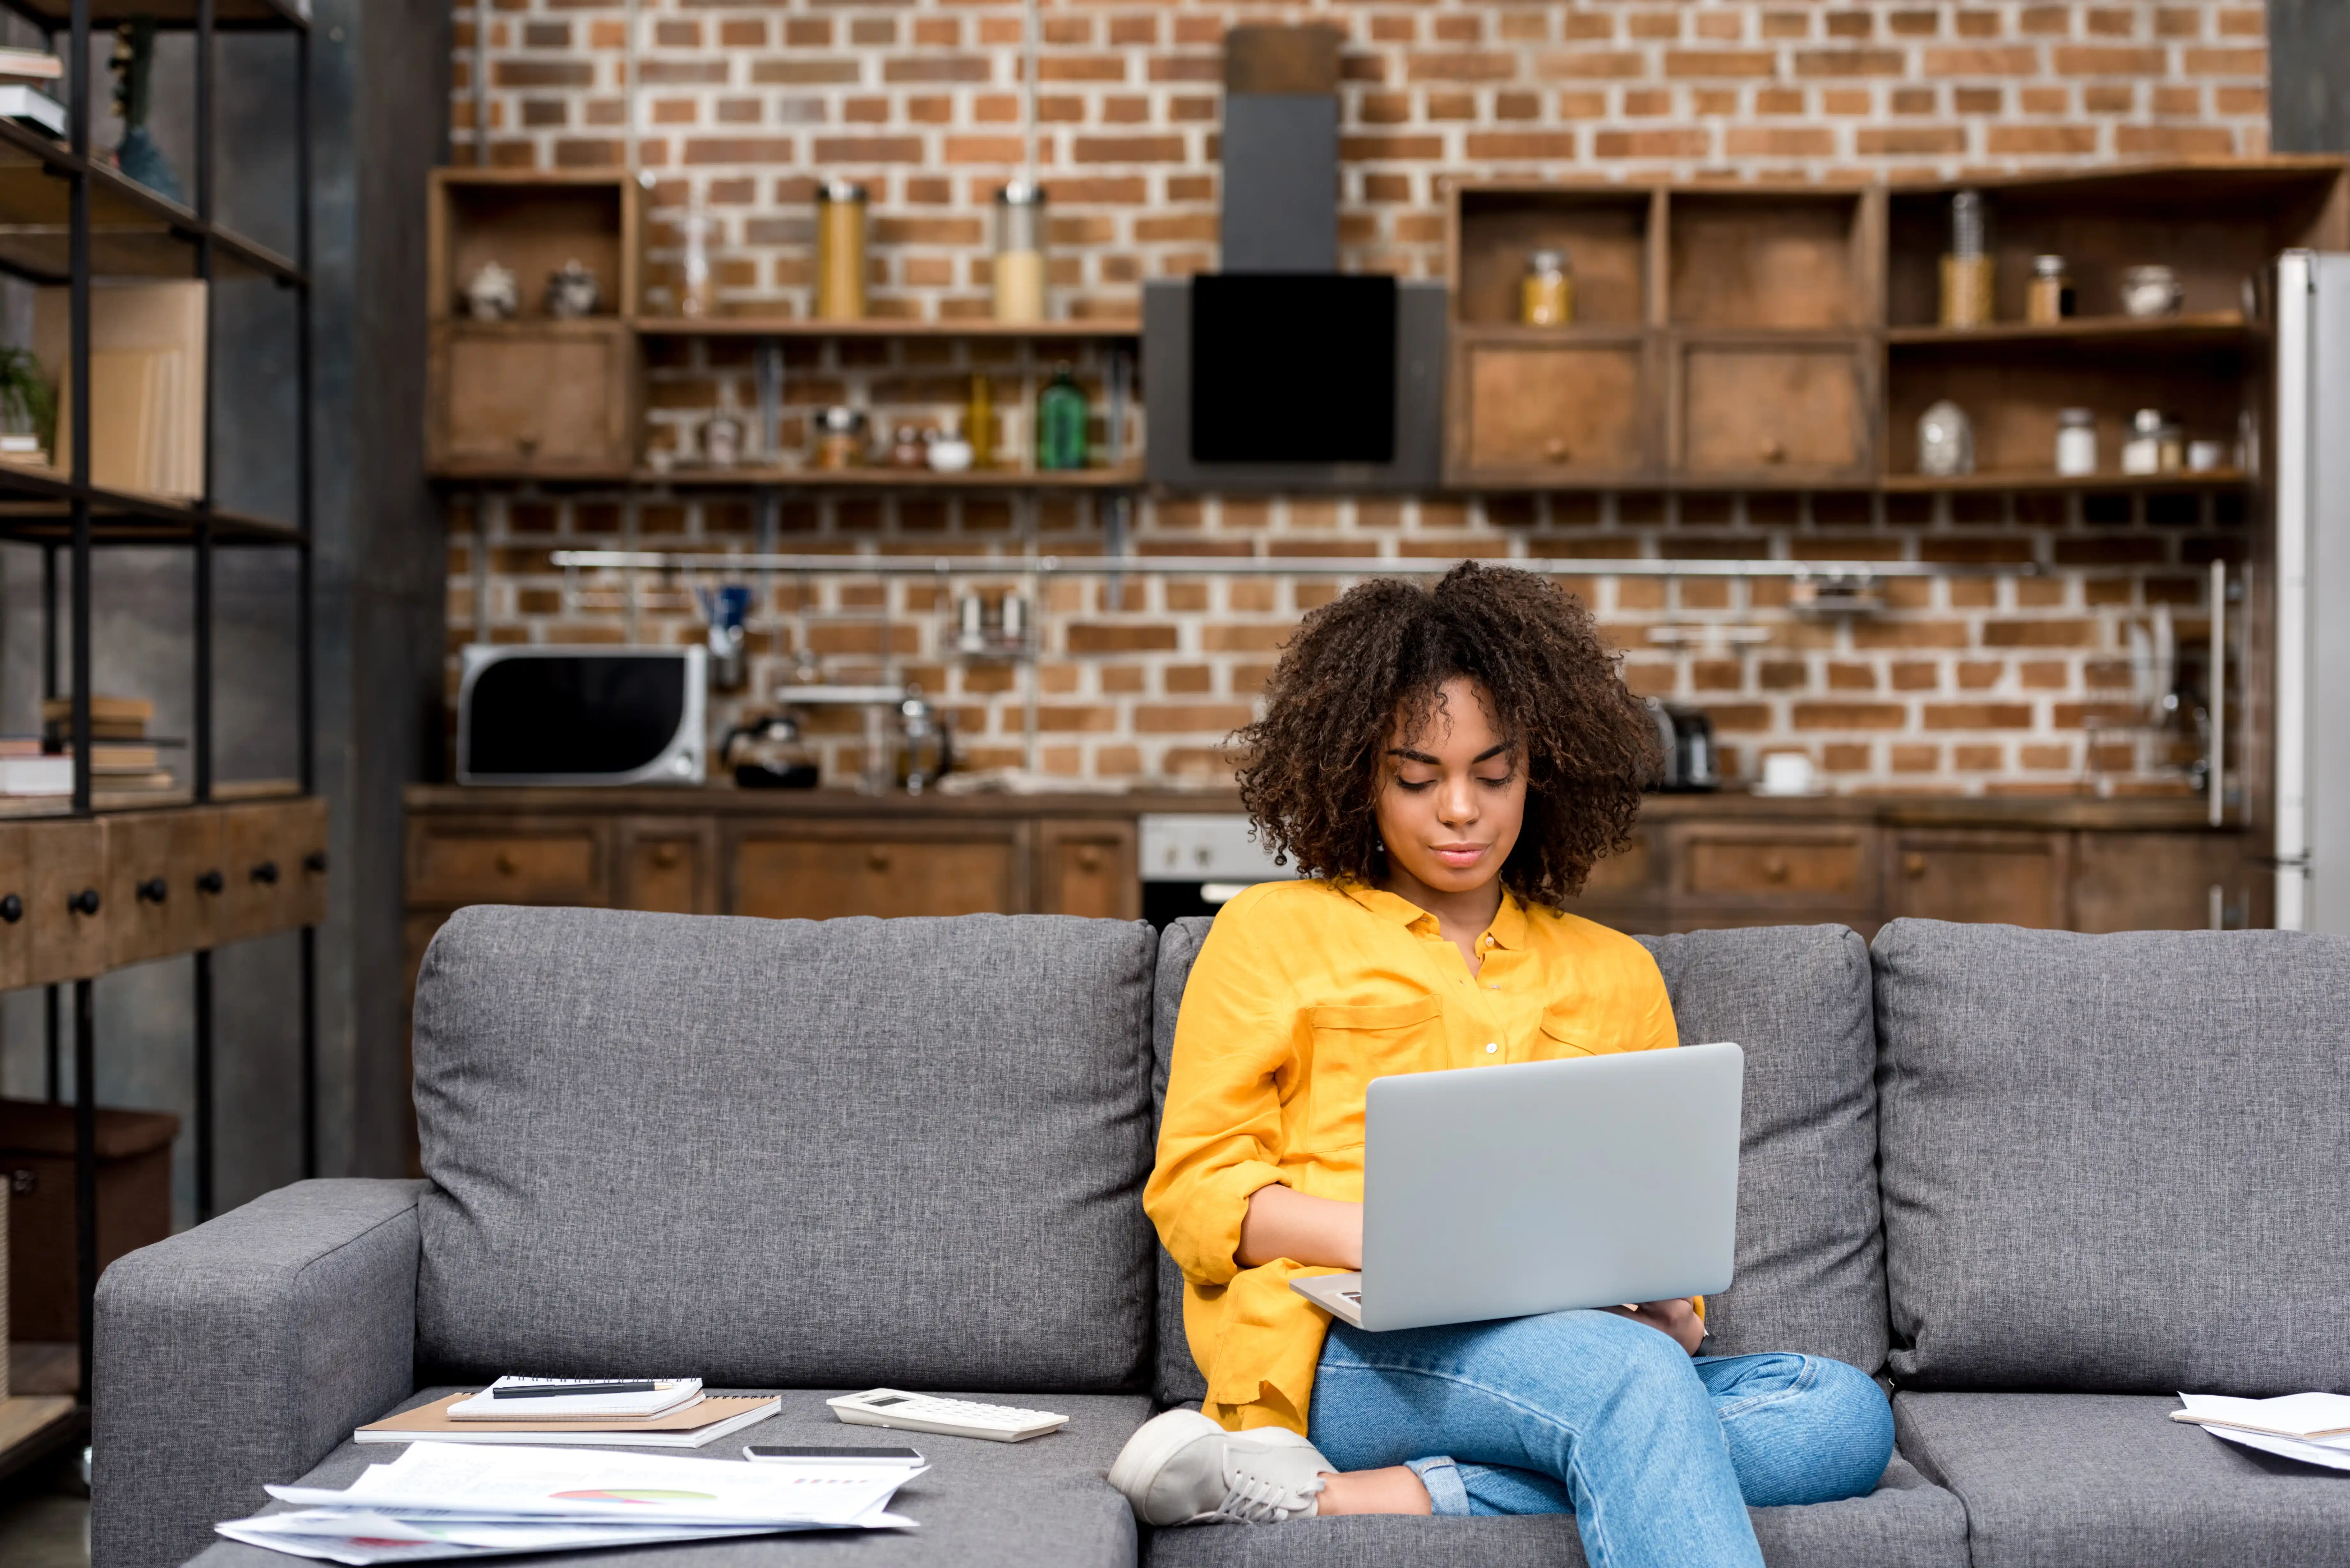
[{"x1": 1290, "y1": 1041, "x2": 1743, "y2": 1332}]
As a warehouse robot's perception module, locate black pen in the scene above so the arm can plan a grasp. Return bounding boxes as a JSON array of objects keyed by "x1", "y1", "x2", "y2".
[{"x1": 491, "y1": 1381, "x2": 661, "y2": 1400}]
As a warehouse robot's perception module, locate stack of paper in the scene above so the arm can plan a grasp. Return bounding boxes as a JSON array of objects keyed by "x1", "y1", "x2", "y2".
[
  {"x1": 218, "y1": 1444, "x2": 922, "y2": 1564},
  {"x1": 2173, "y1": 1392, "x2": 2350, "y2": 1471}
]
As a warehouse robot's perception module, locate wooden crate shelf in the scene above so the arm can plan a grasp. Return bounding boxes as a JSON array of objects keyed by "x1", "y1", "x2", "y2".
[
  {"x1": 1444, "y1": 160, "x2": 2346, "y2": 494},
  {"x1": 635, "y1": 317, "x2": 1141, "y2": 339}
]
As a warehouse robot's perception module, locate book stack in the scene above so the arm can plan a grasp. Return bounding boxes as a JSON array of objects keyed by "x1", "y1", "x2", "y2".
[
  {"x1": 34, "y1": 282, "x2": 208, "y2": 500},
  {"x1": 356, "y1": 1378, "x2": 781, "y2": 1451},
  {"x1": 10, "y1": 695, "x2": 179, "y2": 796},
  {"x1": 217, "y1": 1436, "x2": 921, "y2": 1563},
  {"x1": 0, "y1": 47, "x2": 63, "y2": 139}
]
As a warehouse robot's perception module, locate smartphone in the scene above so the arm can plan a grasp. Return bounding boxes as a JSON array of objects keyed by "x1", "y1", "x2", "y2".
[{"x1": 744, "y1": 1444, "x2": 924, "y2": 1464}]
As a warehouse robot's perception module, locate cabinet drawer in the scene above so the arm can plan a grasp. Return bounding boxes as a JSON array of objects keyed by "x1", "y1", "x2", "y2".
[
  {"x1": 430, "y1": 322, "x2": 634, "y2": 473},
  {"x1": 409, "y1": 820, "x2": 609, "y2": 907},
  {"x1": 0, "y1": 824, "x2": 29, "y2": 991},
  {"x1": 1036, "y1": 821, "x2": 1137, "y2": 920},
  {"x1": 27, "y1": 819, "x2": 107, "y2": 985},
  {"x1": 1680, "y1": 828, "x2": 1870, "y2": 899},
  {"x1": 1453, "y1": 337, "x2": 1652, "y2": 482},
  {"x1": 1889, "y1": 831, "x2": 2067, "y2": 927},
  {"x1": 106, "y1": 809, "x2": 222, "y2": 966},
  {"x1": 1676, "y1": 339, "x2": 1872, "y2": 481},
  {"x1": 618, "y1": 819, "x2": 714, "y2": 914},
  {"x1": 1581, "y1": 831, "x2": 1656, "y2": 901},
  {"x1": 732, "y1": 832, "x2": 1022, "y2": 920}
]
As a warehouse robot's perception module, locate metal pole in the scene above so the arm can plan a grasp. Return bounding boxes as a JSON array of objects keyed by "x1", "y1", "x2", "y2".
[
  {"x1": 194, "y1": 949, "x2": 214, "y2": 1218},
  {"x1": 297, "y1": 21, "x2": 317, "y2": 1177},
  {"x1": 74, "y1": 976, "x2": 95, "y2": 1402},
  {"x1": 2209, "y1": 558, "x2": 2226, "y2": 830},
  {"x1": 43, "y1": 984, "x2": 58, "y2": 1103}
]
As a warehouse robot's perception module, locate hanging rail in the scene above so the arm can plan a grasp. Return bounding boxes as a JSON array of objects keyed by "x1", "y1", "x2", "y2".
[{"x1": 551, "y1": 551, "x2": 2047, "y2": 579}]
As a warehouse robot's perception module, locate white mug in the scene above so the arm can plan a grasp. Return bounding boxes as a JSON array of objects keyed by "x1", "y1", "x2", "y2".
[{"x1": 1760, "y1": 751, "x2": 1815, "y2": 795}]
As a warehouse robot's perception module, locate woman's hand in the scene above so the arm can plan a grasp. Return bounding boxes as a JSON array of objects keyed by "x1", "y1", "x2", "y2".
[
  {"x1": 1605, "y1": 1298, "x2": 1704, "y2": 1355},
  {"x1": 1236, "y1": 1184, "x2": 1365, "y2": 1270}
]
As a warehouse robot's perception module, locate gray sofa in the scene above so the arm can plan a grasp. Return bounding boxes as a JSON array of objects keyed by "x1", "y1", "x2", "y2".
[{"x1": 89, "y1": 906, "x2": 2350, "y2": 1568}]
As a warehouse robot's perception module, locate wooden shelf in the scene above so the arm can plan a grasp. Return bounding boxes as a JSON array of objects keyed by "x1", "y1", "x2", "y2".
[
  {"x1": 634, "y1": 316, "x2": 1141, "y2": 339},
  {"x1": 0, "y1": 1395, "x2": 81, "y2": 1485},
  {"x1": 1880, "y1": 468, "x2": 2251, "y2": 493},
  {"x1": 0, "y1": 120, "x2": 303, "y2": 287},
  {"x1": 432, "y1": 462, "x2": 1146, "y2": 490},
  {"x1": 1887, "y1": 312, "x2": 2254, "y2": 348}
]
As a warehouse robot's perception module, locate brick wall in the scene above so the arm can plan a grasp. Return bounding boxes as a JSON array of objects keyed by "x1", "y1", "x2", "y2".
[{"x1": 447, "y1": 0, "x2": 2266, "y2": 795}]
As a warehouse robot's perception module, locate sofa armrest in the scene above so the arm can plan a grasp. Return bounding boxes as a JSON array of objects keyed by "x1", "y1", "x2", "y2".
[{"x1": 91, "y1": 1178, "x2": 429, "y2": 1568}]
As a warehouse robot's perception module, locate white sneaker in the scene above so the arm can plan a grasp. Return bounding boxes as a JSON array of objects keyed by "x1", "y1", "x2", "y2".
[{"x1": 1107, "y1": 1408, "x2": 1332, "y2": 1526}]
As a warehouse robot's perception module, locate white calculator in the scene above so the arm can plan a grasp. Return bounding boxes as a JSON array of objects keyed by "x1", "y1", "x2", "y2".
[{"x1": 828, "y1": 1388, "x2": 1069, "y2": 1443}]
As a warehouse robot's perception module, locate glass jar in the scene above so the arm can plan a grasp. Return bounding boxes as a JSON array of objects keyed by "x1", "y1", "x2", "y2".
[
  {"x1": 966, "y1": 374, "x2": 996, "y2": 470},
  {"x1": 1917, "y1": 398, "x2": 1975, "y2": 477},
  {"x1": 2119, "y1": 264, "x2": 2182, "y2": 319},
  {"x1": 813, "y1": 405, "x2": 866, "y2": 470},
  {"x1": 1036, "y1": 361, "x2": 1089, "y2": 471},
  {"x1": 993, "y1": 181, "x2": 1047, "y2": 323},
  {"x1": 2122, "y1": 408, "x2": 2170, "y2": 475},
  {"x1": 1520, "y1": 247, "x2": 1573, "y2": 327},
  {"x1": 815, "y1": 179, "x2": 868, "y2": 322},
  {"x1": 1939, "y1": 190, "x2": 1993, "y2": 328},
  {"x1": 895, "y1": 689, "x2": 952, "y2": 795},
  {"x1": 679, "y1": 201, "x2": 714, "y2": 319},
  {"x1": 2054, "y1": 407, "x2": 2097, "y2": 476},
  {"x1": 2026, "y1": 255, "x2": 2072, "y2": 325}
]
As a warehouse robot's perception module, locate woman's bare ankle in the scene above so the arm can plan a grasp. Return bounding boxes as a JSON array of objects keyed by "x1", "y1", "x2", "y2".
[{"x1": 1315, "y1": 1466, "x2": 1434, "y2": 1517}]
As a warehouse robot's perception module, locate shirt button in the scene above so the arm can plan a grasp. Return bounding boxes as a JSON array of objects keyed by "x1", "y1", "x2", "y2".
[{"x1": 1485, "y1": 1043, "x2": 1499, "y2": 1054}]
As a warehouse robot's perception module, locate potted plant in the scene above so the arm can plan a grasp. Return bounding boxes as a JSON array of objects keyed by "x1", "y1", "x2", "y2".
[{"x1": 0, "y1": 344, "x2": 53, "y2": 466}]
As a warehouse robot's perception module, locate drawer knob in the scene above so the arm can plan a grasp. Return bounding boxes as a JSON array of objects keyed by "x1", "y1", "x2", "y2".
[
  {"x1": 251, "y1": 861, "x2": 280, "y2": 886},
  {"x1": 1759, "y1": 439, "x2": 1788, "y2": 464},
  {"x1": 1077, "y1": 847, "x2": 1101, "y2": 871},
  {"x1": 654, "y1": 844, "x2": 681, "y2": 869},
  {"x1": 867, "y1": 848, "x2": 892, "y2": 872},
  {"x1": 1762, "y1": 855, "x2": 1790, "y2": 883},
  {"x1": 197, "y1": 869, "x2": 224, "y2": 894},
  {"x1": 0, "y1": 893, "x2": 19, "y2": 923},
  {"x1": 1543, "y1": 436, "x2": 1571, "y2": 464},
  {"x1": 68, "y1": 887, "x2": 100, "y2": 916},
  {"x1": 1904, "y1": 852, "x2": 1928, "y2": 879},
  {"x1": 136, "y1": 877, "x2": 168, "y2": 904},
  {"x1": 495, "y1": 851, "x2": 518, "y2": 875},
  {"x1": 304, "y1": 851, "x2": 328, "y2": 875}
]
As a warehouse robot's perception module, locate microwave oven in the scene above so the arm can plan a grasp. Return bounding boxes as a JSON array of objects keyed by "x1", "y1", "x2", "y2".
[{"x1": 457, "y1": 645, "x2": 707, "y2": 786}]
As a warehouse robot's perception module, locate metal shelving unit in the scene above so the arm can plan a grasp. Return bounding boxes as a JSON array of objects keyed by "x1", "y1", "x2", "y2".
[{"x1": 0, "y1": 0, "x2": 312, "y2": 1432}]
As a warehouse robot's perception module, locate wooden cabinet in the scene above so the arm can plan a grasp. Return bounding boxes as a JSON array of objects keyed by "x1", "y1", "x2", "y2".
[
  {"x1": 2071, "y1": 831, "x2": 2255, "y2": 932},
  {"x1": 27, "y1": 819, "x2": 107, "y2": 985},
  {"x1": 1038, "y1": 820, "x2": 1139, "y2": 919},
  {"x1": 1453, "y1": 336, "x2": 1653, "y2": 483},
  {"x1": 428, "y1": 322, "x2": 635, "y2": 476},
  {"x1": 1675, "y1": 339, "x2": 1873, "y2": 483},
  {"x1": 618, "y1": 818, "x2": 716, "y2": 915},
  {"x1": 407, "y1": 818, "x2": 610, "y2": 907},
  {"x1": 105, "y1": 809, "x2": 221, "y2": 967},
  {"x1": 1886, "y1": 830, "x2": 2071, "y2": 928},
  {"x1": 729, "y1": 825, "x2": 1027, "y2": 921},
  {"x1": 0, "y1": 824, "x2": 30, "y2": 991}
]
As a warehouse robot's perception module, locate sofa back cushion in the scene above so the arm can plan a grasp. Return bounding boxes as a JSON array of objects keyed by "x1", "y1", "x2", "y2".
[
  {"x1": 1874, "y1": 919, "x2": 2350, "y2": 1393},
  {"x1": 412, "y1": 905, "x2": 1159, "y2": 1392},
  {"x1": 1148, "y1": 916, "x2": 1888, "y2": 1406},
  {"x1": 1636, "y1": 926, "x2": 1888, "y2": 1372}
]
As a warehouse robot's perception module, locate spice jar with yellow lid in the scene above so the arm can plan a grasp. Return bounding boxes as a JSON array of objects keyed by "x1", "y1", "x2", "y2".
[{"x1": 1520, "y1": 248, "x2": 1573, "y2": 327}]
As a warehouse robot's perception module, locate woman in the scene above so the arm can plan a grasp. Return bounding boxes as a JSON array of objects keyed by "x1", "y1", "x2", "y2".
[{"x1": 1107, "y1": 563, "x2": 1891, "y2": 1568}]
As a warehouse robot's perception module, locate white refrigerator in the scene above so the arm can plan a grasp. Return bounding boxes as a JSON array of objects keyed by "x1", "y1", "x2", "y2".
[{"x1": 2270, "y1": 251, "x2": 2350, "y2": 931}]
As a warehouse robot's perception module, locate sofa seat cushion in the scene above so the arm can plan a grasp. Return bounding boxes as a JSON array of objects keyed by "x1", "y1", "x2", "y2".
[
  {"x1": 1896, "y1": 1392, "x2": 2350, "y2": 1568},
  {"x1": 411, "y1": 907, "x2": 1159, "y2": 1392},
  {"x1": 184, "y1": 1387, "x2": 1154, "y2": 1568},
  {"x1": 1145, "y1": 1457, "x2": 1965, "y2": 1568}
]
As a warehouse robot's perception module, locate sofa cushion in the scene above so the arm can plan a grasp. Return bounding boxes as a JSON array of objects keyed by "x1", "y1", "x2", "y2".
[
  {"x1": 186, "y1": 1387, "x2": 1152, "y2": 1568},
  {"x1": 1873, "y1": 921, "x2": 2350, "y2": 1392},
  {"x1": 1636, "y1": 926, "x2": 1887, "y2": 1373},
  {"x1": 412, "y1": 906, "x2": 1158, "y2": 1392},
  {"x1": 1145, "y1": 1456, "x2": 1965, "y2": 1568},
  {"x1": 1151, "y1": 916, "x2": 1215, "y2": 1408},
  {"x1": 1896, "y1": 1392, "x2": 2350, "y2": 1568},
  {"x1": 1148, "y1": 918, "x2": 1887, "y2": 1406}
]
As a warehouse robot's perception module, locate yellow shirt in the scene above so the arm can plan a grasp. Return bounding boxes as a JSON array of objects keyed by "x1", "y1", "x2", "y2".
[{"x1": 1145, "y1": 876, "x2": 1681, "y2": 1434}]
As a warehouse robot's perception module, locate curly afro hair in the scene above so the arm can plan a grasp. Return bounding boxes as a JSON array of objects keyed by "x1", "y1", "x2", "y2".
[{"x1": 1232, "y1": 561, "x2": 1659, "y2": 909}]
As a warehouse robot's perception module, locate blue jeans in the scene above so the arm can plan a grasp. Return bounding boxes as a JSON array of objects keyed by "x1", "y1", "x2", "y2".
[{"x1": 1306, "y1": 1311, "x2": 1894, "y2": 1568}]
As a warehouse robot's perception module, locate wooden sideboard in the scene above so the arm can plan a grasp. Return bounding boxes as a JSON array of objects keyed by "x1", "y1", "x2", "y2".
[{"x1": 406, "y1": 785, "x2": 2258, "y2": 952}]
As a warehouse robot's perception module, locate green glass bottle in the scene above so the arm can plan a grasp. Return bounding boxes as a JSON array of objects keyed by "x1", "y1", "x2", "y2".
[{"x1": 1036, "y1": 361, "x2": 1090, "y2": 471}]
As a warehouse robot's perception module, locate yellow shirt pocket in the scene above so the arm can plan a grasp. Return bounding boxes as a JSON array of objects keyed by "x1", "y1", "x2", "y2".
[
  {"x1": 1301, "y1": 994, "x2": 1445, "y2": 1154},
  {"x1": 1538, "y1": 1005, "x2": 1606, "y2": 1059}
]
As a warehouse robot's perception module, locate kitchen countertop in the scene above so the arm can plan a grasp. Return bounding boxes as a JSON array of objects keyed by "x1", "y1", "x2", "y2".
[{"x1": 404, "y1": 783, "x2": 2236, "y2": 832}]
